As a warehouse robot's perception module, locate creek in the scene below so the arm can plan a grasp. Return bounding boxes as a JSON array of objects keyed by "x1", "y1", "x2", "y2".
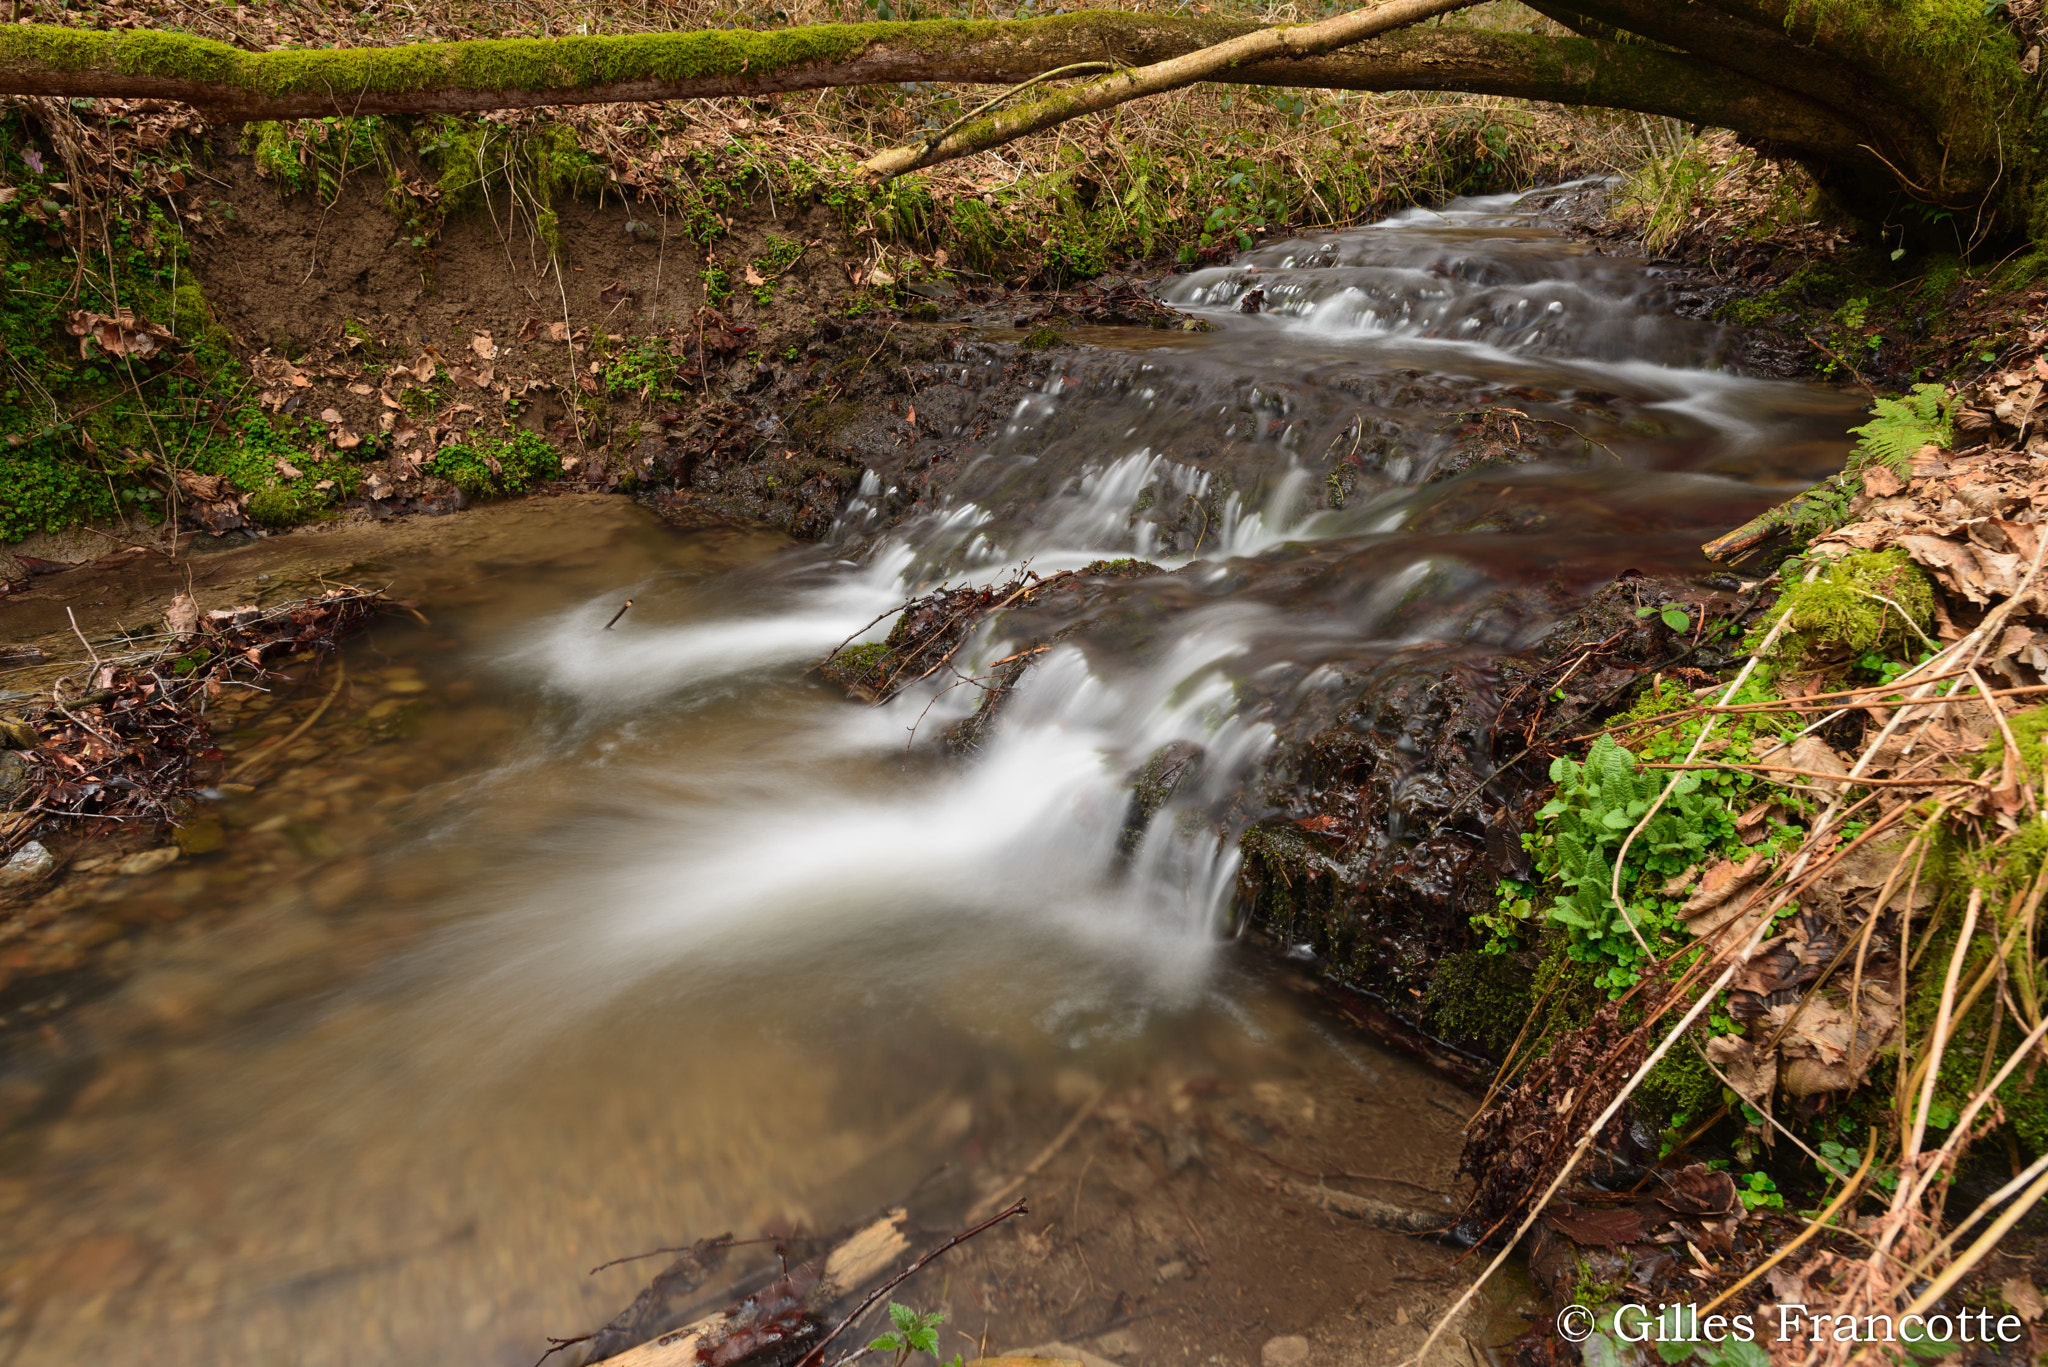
[{"x1": 0, "y1": 188, "x2": 1864, "y2": 1366}]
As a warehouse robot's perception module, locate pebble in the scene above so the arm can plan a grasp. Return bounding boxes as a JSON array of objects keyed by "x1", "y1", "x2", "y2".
[
  {"x1": 1155, "y1": 1258, "x2": 1189, "y2": 1283},
  {"x1": 0, "y1": 840, "x2": 57, "y2": 892},
  {"x1": 114, "y1": 848, "x2": 181, "y2": 877},
  {"x1": 1261, "y1": 1338, "x2": 1309, "y2": 1367}
]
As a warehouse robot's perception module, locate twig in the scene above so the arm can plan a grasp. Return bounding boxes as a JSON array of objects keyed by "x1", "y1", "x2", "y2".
[
  {"x1": 794, "y1": 1200, "x2": 1031, "y2": 1367},
  {"x1": 231, "y1": 658, "x2": 347, "y2": 781},
  {"x1": 65, "y1": 606, "x2": 101, "y2": 672},
  {"x1": 603, "y1": 599, "x2": 634, "y2": 631},
  {"x1": 969, "y1": 1086, "x2": 1104, "y2": 1220}
]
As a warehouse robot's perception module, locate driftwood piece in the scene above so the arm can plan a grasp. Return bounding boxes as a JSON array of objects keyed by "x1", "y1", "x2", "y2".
[
  {"x1": 591, "y1": 1211, "x2": 912, "y2": 1367},
  {"x1": 581, "y1": 1236, "x2": 733, "y2": 1364},
  {"x1": 1701, "y1": 472, "x2": 1856, "y2": 563},
  {"x1": 1282, "y1": 1179, "x2": 1448, "y2": 1233}
]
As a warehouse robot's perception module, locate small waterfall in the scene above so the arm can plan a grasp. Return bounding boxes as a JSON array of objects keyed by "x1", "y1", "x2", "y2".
[{"x1": 474, "y1": 187, "x2": 1861, "y2": 1015}]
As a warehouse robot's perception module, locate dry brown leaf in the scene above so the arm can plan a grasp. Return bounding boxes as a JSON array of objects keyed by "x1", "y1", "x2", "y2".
[
  {"x1": 274, "y1": 457, "x2": 302, "y2": 480},
  {"x1": 2005, "y1": 1277, "x2": 2044, "y2": 1322},
  {"x1": 1705, "y1": 1034, "x2": 1776, "y2": 1110},
  {"x1": 163, "y1": 591, "x2": 199, "y2": 638},
  {"x1": 319, "y1": 407, "x2": 344, "y2": 424},
  {"x1": 469, "y1": 332, "x2": 496, "y2": 360},
  {"x1": 412, "y1": 355, "x2": 435, "y2": 383},
  {"x1": 1787, "y1": 735, "x2": 1851, "y2": 791},
  {"x1": 546, "y1": 321, "x2": 570, "y2": 343},
  {"x1": 1900, "y1": 532, "x2": 2023, "y2": 604},
  {"x1": 345, "y1": 382, "x2": 374, "y2": 396}
]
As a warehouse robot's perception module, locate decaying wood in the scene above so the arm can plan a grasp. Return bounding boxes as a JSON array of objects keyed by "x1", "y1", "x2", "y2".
[{"x1": 590, "y1": 1210, "x2": 912, "y2": 1366}]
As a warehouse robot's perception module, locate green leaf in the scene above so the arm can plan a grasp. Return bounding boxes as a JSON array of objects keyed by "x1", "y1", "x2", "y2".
[
  {"x1": 1661, "y1": 607, "x2": 1689, "y2": 632},
  {"x1": 1654, "y1": 1338, "x2": 1698, "y2": 1365},
  {"x1": 1703, "y1": 1340, "x2": 1769, "y2": 1367}
]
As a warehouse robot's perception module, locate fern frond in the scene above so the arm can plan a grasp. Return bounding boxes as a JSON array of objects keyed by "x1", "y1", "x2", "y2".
[{"x1": 1847, "y1": 382, "x2": 1953, "y2": 477}]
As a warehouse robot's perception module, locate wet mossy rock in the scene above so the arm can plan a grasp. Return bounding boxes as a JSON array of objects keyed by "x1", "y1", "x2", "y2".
[{"x1": 1754, "y1": 548, "x2": 1936, "y2": 670}]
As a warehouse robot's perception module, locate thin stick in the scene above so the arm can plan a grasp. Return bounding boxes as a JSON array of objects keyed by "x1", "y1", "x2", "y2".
[
  {"x1": 794, "y1": 1200, "x2": 1030, "y2": 1367},
  {"x1": 603, "y1": 599, "x2": 633, "y2": 631},
  {"x1": 231, "y1": 658, "x2": 347, "y2": 780},
  {"x1": 968, "y1": 1086, "x2": 1104, "y2": 1220},
  {"x1": 1696, "y1": 1142, "x2": 1877, "y2": 1316},
  {"x1": 65, "y1": 606, "x2": 101, "y2": 672}
]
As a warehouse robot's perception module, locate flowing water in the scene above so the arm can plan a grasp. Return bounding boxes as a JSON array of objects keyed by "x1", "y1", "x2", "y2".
[{"x1": 0, "y1": 189, "x2": 1865, "y2": 1366}]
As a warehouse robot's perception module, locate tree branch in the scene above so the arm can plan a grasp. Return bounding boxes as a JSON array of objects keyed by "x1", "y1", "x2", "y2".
[
  {"x1": 0, "y1": 18, "x2": 1871, "y2": 169},
  {"x1": 859, "y1": 0, "x2": 1478, "y2": 179}
]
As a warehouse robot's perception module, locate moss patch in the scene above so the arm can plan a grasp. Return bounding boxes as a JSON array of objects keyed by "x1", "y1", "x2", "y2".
[
  {"x1": 1754, "y1": 549, "x2": 1936, "y2": 670},
  {"x1": 426, "y1": 429, "x2": 563, "y2": 499}
]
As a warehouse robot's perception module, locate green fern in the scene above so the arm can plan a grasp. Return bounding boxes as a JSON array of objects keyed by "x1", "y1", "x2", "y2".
[{"x1": 1847, "y1": 382, "x2": 1952, "y2": 478}]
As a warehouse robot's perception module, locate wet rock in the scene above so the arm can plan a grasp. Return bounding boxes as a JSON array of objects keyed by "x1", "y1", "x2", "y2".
[
  {"x1": 0, "y1": 840, "x2": 57, "y2": 894},
  {"x1": 1261, "y1": 1336, "x2": 1310, "y2": 1367},
  {"x1": 113, "y1": 848, "x2": 180, "y2": 877},
  {"x1": 0, "y1": 750, "x2": 31, "y2": 803},
  {"x1": 0, "y1": 716, "x2": 35, "y2": 749}
]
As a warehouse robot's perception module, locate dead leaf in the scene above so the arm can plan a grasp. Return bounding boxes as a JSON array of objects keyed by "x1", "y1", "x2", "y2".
[
  {"x1": 598, "y1": 280, "x2": 632, "y2": 306},
  {"x1": 335, "y1": 429, "x2": 361, "y2": 450},
  {"x1": 469, "y1": 332, "x2": 496, "y2": 361},
  {"x1": 319, "y1": 408, "x2": 344, "y2": 424},
  {"x1": 546, "y1": 321, "x2": 570, "y2": 343},
  {"x1": 1681, "y1": 851, "x2": 1775, "y2": 941},
  {"x1": 274, "y1": 457, "x2": 303, "y2": 480},
  {"x1": 379, "y1": 389, "x2": 402, "y2": 409},
  {"x1": 174, "y1": 470, "x2": 227, "y2": 502},
  {"x1": 164, "y1": 591, "x2": 199, "y2": 638},
  {"x1": 1862, "y1": 464, "x2": 1906, "y2": 497},
  {"x1": 1657, "y1": 1164, "x2": 1738, "y2": 1217},
  {"x1": 2005, "y1": 1277, "x2": 2044, "y2": 1322},
  {"x1": 1705, "y1": 1034, "x2": 1776, "y2": 1111},
  {"x1": 1545, "y1": 1202, "x2": 1645, "y2": 1247},
  {"x1": 1786, "y1": 735, "x2": 1852, "y2": 791},
  {"x1": 742, "y1": 264, "x2": 767, "y2": 287},
  {"x1": 345, "y1": 382, "x2": 374, "y2": 396},
  {"x1": 412, "y1": 355, "x2": 435, "y2": 383},
  {"x1": 1899, "y1": 532, "x2": 2022, "y2": 605}
]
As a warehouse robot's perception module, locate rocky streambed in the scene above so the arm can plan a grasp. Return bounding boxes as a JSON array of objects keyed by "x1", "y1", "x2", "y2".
[{"x1": 0, "y1": 186, "x2": 1867, "y2": 1366}]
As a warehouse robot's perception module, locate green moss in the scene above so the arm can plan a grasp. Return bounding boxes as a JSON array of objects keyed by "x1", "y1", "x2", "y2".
[
  {"x1": 1908, "y1": 906, "x2": 2048, "y2": 1158},
  {"x1": 1021, "y1": 325, "x2": 1065, "y2": 350},
  {"x1": 820, "y1": 639, "x2": 892, "y2": 694},
  {"x1": 1976, "y1": 706, "x2": 2048, "y2": 781},
  {"x1": 1753, "y1": 549, "x2": 1936, "y2": 668},
  {"x1": 426, "y1": 429, "x2": 562, "y2": 499},
  {"x1": 244, "y1": 484, "x2": 326, "y2": 527}
]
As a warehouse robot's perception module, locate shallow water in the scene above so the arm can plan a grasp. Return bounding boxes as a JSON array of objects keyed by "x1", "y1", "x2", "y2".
[{"x1": 0, "y1": 189, "x2": 1862, "y2": 1366}]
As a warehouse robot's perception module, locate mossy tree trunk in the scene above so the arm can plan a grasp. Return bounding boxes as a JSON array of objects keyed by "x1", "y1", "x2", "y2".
[{"x1": 0, "y1": 0, "x2": 2040, "y2": 238}]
